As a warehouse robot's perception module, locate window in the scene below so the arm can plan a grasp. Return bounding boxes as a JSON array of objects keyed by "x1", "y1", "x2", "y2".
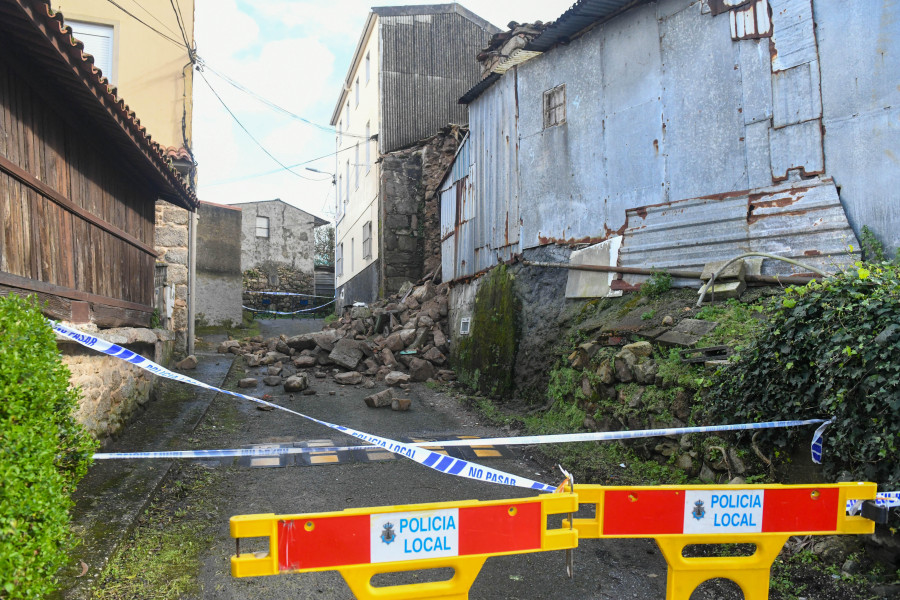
[
  {"x1": 365, "y1": 52, "x2": 370, "y2": 84},
  {"x1": 346, "y1": 102, "x2": 350, "y2": 129},
  {"x1": 255, "y1": 216, "x2": 270, "y2": 238},
  {"x1": 354, "y1": 143, "x2": 360, "y2": 189},
  {"x1": 351, "y1": 238, "x2": 355, "y2": 272},
  {"x1": 68, "y1": 20, "x2": 115, "y2": 84},
  {"x1": 362, "y1": 221, "x2": 372, "y2": 259},
  {"x1": 365, "y1": 122, "x2": 371, "y2": 172},
  {"x1": 355, "y1": 77, "x2": 360, "y2": 107},
  {"x1": 543, "y1": 84, "x2": 566, "y2": 129},
  {"x1": 338, "y1": 120, "x2": 342, "y2": 145},
  {"x1": 336, "y1": 243, "x2": 343, "y2": 277}
]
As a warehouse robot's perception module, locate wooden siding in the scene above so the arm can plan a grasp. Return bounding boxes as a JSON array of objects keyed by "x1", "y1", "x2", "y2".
[{"x1": 0, "y1": 54, "x2": 157, "y2": 326}]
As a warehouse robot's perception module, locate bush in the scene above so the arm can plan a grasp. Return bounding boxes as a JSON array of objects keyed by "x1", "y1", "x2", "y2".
[
  {"x1": 705, "y1": 262, "x2": 900, "y2": 488},
  {"x1": 640, "y1": 270, "x2": 672, "y2": 299},
  {"x1": 0, "y1": 294, "x2": 96, "y2": 599}
]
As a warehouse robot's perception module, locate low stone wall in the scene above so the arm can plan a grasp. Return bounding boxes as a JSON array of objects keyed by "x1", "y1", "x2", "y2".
[
  {"x1": 58, "y1": 325, "x2": 174, "y2": 445},
  {"x1": 155, "y1": 200, "x2": 190, "y2": 354}
]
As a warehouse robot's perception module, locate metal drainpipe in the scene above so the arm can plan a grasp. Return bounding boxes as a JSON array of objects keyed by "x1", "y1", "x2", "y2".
[{"x1": 187, "y1": 209, "x2": 198, "y2": 356}]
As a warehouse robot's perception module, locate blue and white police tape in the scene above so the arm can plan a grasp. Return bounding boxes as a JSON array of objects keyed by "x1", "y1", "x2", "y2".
[
  {"x1": 93, "y1": 446, "x2": 365, "y2": 460},
  {"x1": 51, "y1": 321, "x2": 555, "y2": 493},
  {"x1": 242, "y1": 299, "x2": 335, "y2": 315},
  {"x1": 245, "y1": 290, "x2": 333, "y2": 299},
  {"x1": 413, "y1": 419, "x2": 833, "y2": 465}
]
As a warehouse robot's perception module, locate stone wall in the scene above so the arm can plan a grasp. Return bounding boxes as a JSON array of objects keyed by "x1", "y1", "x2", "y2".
[
  {"x1": 239, "y1": 199, "x2": 319, "y2": 273},
  {"x1": 59, "y1": 326, "x2": 174, "y2": 445},
  {"x1": 197, "y1": 202, "x2": 243, "y2": 327},
  {"x1": 379, "y1": 125, "x2": 465, "y2": 295},
  {"x1": 243, "y1": 264, "x2": 315, "y2": 313},
  {"x1": 155, "y1": 200, "x2": 190, "y2": 353}
]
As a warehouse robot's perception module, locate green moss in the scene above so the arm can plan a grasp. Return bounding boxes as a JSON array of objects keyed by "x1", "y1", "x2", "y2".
[{"x1": 452, "y1": 265, "x2": 520, "y2": 398}]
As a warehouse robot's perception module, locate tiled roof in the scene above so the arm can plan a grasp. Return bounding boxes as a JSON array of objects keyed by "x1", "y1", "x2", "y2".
[{"x1": 0, "y1": 0, "x2": 198, "y2": 210}]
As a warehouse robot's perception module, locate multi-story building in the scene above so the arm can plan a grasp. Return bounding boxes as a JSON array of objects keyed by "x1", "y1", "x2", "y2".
[
  {"x1": 52, "y1": 0, "x2": 198, "y2": 353},
  {"x1": 330, "y1": 3, "x2": 497, "y2": 310}
]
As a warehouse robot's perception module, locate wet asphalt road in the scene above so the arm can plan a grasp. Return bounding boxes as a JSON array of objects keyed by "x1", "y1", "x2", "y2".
[{"x1": 182, "y1": 338, "x2": 671, "y2": 600}]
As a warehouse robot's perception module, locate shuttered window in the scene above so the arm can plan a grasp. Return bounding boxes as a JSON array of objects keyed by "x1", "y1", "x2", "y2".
[
  {"x1": 69, "y1": 21, "x2": 115, "y2": 84},
  {"x1": 543, "y1": 84, "x2": 566, "y2": 129},
  {"x1": 336, "y1": 243, "x2": 344, "y2": 277},
  {"x1": 255, "y1": 216, "x2": 270, "y2": 238},
  {"x1": 362, "y1": 221, "x2": 372, "y2": 259}
]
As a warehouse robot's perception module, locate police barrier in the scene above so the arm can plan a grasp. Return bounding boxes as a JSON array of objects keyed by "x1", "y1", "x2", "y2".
[
  {"x1": 567, "y1": 482, "x2": 878, "y2": 600},
  {"x1": 230, "y1": 493, "x2": 579, "y2": 600},
  {"x1": 230, "y1": 483, "x2": 880, "y2": 599}
]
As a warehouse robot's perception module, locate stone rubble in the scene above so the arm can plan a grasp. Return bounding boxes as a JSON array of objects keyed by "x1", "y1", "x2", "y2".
[{"x1": 227, "y1": 274, "x2": 457, "y2": 398}]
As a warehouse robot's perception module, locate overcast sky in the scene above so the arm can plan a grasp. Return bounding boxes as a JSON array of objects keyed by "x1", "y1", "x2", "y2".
[{"x1": 192, "y1": 0, "x2": 573, "y2": 221}]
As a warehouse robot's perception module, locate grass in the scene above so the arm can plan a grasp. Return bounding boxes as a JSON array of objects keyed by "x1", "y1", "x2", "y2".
[
  {"x1": 694, "y1": 298, "x2": 765, "y2": 348},
  {"x1": 93, "y1": 466, "x2": 220, "y2": 600}
]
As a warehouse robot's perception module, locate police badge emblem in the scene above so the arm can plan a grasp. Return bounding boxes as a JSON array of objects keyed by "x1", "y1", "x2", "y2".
[
  {"x1": 380, "y1": 521, "x2": 396, "y2": 545},
  {"x1": 692, "y1": 499, "x2": 705, "y2": 520}
]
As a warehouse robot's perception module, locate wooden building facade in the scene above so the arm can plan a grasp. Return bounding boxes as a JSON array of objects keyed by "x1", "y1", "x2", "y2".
[{"x1": 0, "y1": 0, "x2": 197, "y2": 327}]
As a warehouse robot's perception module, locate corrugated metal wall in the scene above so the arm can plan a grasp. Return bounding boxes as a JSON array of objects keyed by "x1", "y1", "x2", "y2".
[
  {"x1": 379, "y1": 12, "x2": 494, "y2": 153},
  {"x1": 440, "y1": 0, "x2": 895, "y2": 284}
]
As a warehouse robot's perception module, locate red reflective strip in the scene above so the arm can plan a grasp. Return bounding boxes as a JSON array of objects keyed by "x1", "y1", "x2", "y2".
[
  {"x1": 458, "y1": 503, "x2": 541, "y2": 555},
  {"x1": 603, "y1": 490, "x2": 685, "y2": 535},
  {"x1": 762, "y1": 488, "x2": 839, "y2": 533},
  {"x1": 278, "y1": 515, "x2": 369, "y2": 570}
]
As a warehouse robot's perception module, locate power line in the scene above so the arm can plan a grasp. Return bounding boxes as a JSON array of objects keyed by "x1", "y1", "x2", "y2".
[
  {"x1": 202, "y1": 144, "x2": 365, "y2": 187},
  {"x1": 101, "y1": 0, "x2": 186, "y2": 48},
  {"x1": 199, "y1": 61, "x2": 371, "y2": 141},
  {"x1": 198, "y1": 69, "x2": 326, "y2": 182},
  {"x1": 123, "y1": 0, "x2": 181, "y2": 38}
]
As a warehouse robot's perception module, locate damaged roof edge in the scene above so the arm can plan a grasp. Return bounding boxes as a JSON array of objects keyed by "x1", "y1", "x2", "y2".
[{"x1": 459, "y1": 0, "x2": 647, "y2": 105}]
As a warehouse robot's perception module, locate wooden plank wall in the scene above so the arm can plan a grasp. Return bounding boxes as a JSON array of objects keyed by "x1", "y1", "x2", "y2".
[{"x1": 0, "y1": 53, "x2": 158, "y2": 326}]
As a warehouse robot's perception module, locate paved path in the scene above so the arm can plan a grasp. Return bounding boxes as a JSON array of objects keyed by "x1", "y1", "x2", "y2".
[{"x1": 58, "y1": 350, "x2": 235, "y2": 599}]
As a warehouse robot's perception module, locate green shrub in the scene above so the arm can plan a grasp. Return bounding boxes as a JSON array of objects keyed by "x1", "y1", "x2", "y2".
[
  {"x1": 640, "y1": 270, "x2": 672, "y2": 299},
  {"x1": 0, "y1": 294, "x2": 96, "y2": 599},
  {"x1": 705, "y1": 262, "x2": 900, "y2": 488}
]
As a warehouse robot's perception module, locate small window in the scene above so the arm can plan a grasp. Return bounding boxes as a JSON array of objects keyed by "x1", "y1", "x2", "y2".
[
  {"x1": 255, "y1": 216, "x2": 270, "y2": 238},
  {"x1": 336, "y1": 243, "x2": 344, "y2": 277},
  {"x1": 69, "y1": 20, "x2": 115, "y2": 84},
  {"x1": 351, "y1": 238, "x2": 355, "y2": 272},
  {"x1": 365, "y1": 122, "x2": 371, "y2": 172},
  {"x1": 543, "y1": 84, "x2": 566, "y2": 129},
  {"x1": 365, "y1": 52, "x2": 370, "y2": 84},
  {"x1": 345, "y1": 160, "x2": 350, "y2": 201},
  {"x1": 362, "y1": 221, "x2": 372, "y2": 259},
  {"x1": 338, "y1": 119, "x2": 342, "y2": 145},
  {"x1": 346, "y1": 102, "x2": 350, "y2": 129},
  {"x1": 355, "y1": 77, "x2": 360, "y2": 107}
]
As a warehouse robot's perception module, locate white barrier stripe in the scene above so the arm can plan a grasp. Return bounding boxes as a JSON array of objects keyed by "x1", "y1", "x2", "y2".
[
  {"x1": 424, "y1": 420, "x2": 830, "y2": 447},
  {"x1": 846, "y1": 492, "x2": 900, "y2": 514},
  {"x1": 52, "y1": 321, "x2": 555, "y2": 493},
  {"x1": 243, "y1": 299, "x2": 335, "y2": 315}
]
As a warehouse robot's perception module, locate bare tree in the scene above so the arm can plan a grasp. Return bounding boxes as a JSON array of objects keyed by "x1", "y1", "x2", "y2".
[{"x1": 315, "y1": 225, "x2": 335, "y2": 268}]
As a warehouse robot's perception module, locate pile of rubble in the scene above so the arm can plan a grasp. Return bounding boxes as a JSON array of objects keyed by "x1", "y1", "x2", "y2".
[
  {"x1": 217, "y1": 275, "x2": 456, "y2": 398},
  {"x1": 476, "y1": 21, "x2": 548, "y2": 77}
]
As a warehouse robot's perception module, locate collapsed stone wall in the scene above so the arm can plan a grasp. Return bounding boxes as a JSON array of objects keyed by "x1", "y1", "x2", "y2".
[{"x1": 380, "y1": 125, "x2": 465, "y2": 296}]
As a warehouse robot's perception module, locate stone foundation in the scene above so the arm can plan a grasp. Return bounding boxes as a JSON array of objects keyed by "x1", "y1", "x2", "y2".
[{"x1": 58, "y1": 325, "x2": 174, "y2": 445}]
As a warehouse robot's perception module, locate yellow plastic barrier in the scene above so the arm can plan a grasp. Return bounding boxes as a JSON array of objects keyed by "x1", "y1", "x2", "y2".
[
  {"x1": 230, "y1": 492, "x2": 578, "y2": 600},
  {"x1": 567, "y1": 482, "x2": 877, "y2": 600}
]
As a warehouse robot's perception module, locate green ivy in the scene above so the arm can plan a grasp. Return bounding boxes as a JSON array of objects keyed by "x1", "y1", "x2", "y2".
[
  {"x1": 706, "y1": 261, "x2": 900, "y2": 490},
  {"x1": 0, "y1": 295, "x2": 97, "y2": 599}
]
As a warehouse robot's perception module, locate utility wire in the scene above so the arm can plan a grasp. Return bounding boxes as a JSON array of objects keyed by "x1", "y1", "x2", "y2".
[
  {"x1": 203, "y1": 144, "x2": 365, "y2": 187},
  {"x1": 169, "y1": 0, "x2": 194, "y2": 57},
  {"x1": 101, "y1": 0, "x2": 185, "y2": 47},
  {"x1": 123, "y1": 0, "x2": 181, "y2": 38},
  {"x1": 198, "y1": 69, "x2": 328, "y2": 182}
]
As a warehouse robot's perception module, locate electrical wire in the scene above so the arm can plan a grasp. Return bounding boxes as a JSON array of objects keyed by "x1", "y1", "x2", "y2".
[
  {"x1": 198, "y1": 69, "x2": 329, "y2": 182},
  {"x1": 169, "y1": 0, "x2": 193, "y2": 56},
  {"x1": 123, "y1": 0, "x2": 181, "y2": 38},
  {"x1": 101, "y1": 0, "x2": 185, "y2": 47}
]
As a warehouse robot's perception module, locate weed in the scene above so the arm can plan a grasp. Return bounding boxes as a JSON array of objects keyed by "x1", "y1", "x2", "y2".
[
  {"x1": 640, "y1": 270, "x2": 672, "y2": 299},
  {"x1": 641, "y1": 309, "x2": 656, "y2": 321}
]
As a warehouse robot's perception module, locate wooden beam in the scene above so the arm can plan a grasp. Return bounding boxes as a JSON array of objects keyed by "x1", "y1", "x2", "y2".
[
  {"x1": 0, "y1": 154, "x2": 158, "y2": 256},
  {"x1": 0, "y1": 270, "x2": 152, "y2": 312},
  {"x1": 0, "y1": 283, "x2": 152, "y2": 328}
]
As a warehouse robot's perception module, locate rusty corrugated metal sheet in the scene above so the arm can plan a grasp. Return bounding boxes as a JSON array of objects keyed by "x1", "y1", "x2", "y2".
[{"x1": 618, "y1": 176, "x2": 860, "y2": 279}]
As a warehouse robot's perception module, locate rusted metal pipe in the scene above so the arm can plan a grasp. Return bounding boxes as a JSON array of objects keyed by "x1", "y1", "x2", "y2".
[{"x1": 522, "y1": 260, "x2": 818, "y2": 286}]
